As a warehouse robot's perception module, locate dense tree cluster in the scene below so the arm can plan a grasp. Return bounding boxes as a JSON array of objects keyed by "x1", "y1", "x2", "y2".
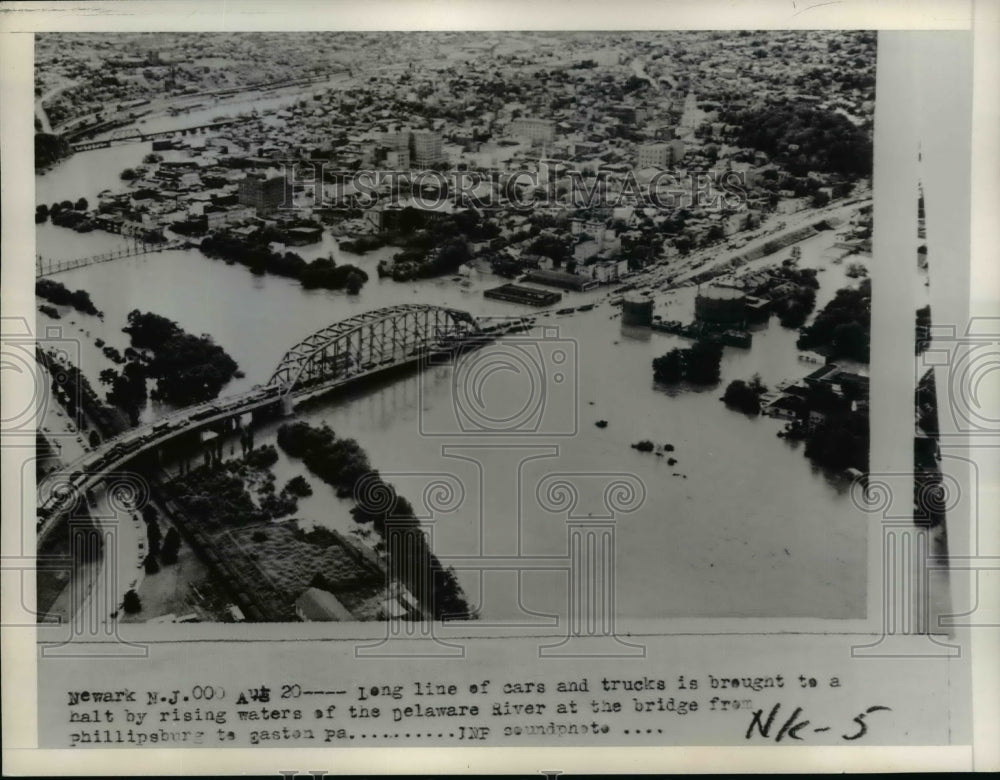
[
  {"x1": 160, "y1": 527, "x2": 181, "y2": 564},
  {"x1": 34, "y1": 133, "x2": 69, "y2": 170},
  {"x1": 653, "y1": 338, "x2": 724, "y2": 385},
  {"x1": 299, "y1": 258, "x2": 368, "y2": 293},
  {"x1": 527, "y1": 234, "x2": 573, "y2": 267},
  {"x1": 245, "y1": 444, "x2": 279, "y2": 470},
  {"x1": 751, "y1": 267, "x2": 818, "y2": 328},
  {"x1": 277, "y1": 422, "x2": 374, "y2": 497},
  {"x1": 722, "y1": 374, "x2": 768, "y2": 414},
  {"x1": 122, "y1": 589, "x2": 142, "y2": 614},
  {"x1": 381, "y1": 208, "x2": 498, "y2": 281},
  {"x1": 170, "y1": 465, "x2": 269, "y2": 528},
  {"x1": 802, "y1": 401, "x2": 869, "y2": 472},
  {"x1": 122, "y1": 309, "x2": 239, "y2": 405},
  {"x1": 781, "y1": 381, "x2": 869, "y2": 473},
  {"x1": 845, "y1": 261, "x2": 868, "y2": 279},
  {"x1": 339, "y1": 234, "x2": 387, "y2": 254},
  {"x1": 199, "y1": 229, "x2": 368, "y2": 293},
  {"x1": 277, "y1": 421, "x2": 472, "y2": 620},
  {"x1": 284, "y1": 475, "x2": 313, "y2": 498},
  {"x1": 100, "y1": 361, "x2": 147, "y2": 426},
  {"x1": 796, "y1": 279, "x2": 871, "y2": 363},
  {"x1": 35, "y1": 279, "x2": 103, "y2": 317},
  {"x1": 720, "y1": 103, "x2": 872, "y2": 178}
]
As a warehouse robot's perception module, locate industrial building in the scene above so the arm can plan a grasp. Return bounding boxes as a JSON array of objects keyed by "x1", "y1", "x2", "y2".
[
  {"x1": 621, "y1": 296, "x2": 654, "y2": 326},
  {"x1": 694, "y1": 285, "x2": 747, "y2": 326},
  {"x1": 484, "y1": 283, "x2": 562, "y2": 306},
  {"x1": 523, "y1": 269, "x2": 598, "y2": 292}
]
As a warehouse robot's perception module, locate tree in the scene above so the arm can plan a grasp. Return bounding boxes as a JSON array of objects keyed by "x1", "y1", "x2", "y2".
[
  {"x1": 344, "y1": 270, "x2": 364, "y2": 295},
  {"x1": 652, "y1": 349, "x2": 684, "y2": 383},
  {"x1": 143, "y1": 554, "x2": 160, "y2": 574},
  {"x1": 120, "y1": 168, "x2": 138, "y2": 181},
  {"x1": 845, "y1": 261, "x2": 868, "y2": 279},
  {"x1": 161, "y1": 527, "x2": 181, "y2": 564},
  {"x1": 123, "y1": 310, "x2": 239, "y2": 405},
  {"x1": 284, "y1": 475, "x2": 313, "y2": 497},
  {"x1": 749, "y1": 373, "x2": 767, "y2": 396},
  {"x1": 811, "y1": 191, "x2": 831, "y2": 208},
  {"x1": 685, "y1": 338, "x2": 724, "y2": 384},
  {"x1": 147, "y1": 517, "x2": 162, "y2": 556},
  {"x1": 74, "y1": 197, "x2": 88, "y2": 211},
  {"x1": 723, "y1": 378, "x2": 766, "y2": 414},
  {"x1": 673, "y1": 235, "x2": 694, "y2": 256},
  {"x1": 122, "y1": 589, "x2": 142, "y2": 614},
  {"x1": 88, "y1": 430, "x2": 101, "y2": 449},
  {"x1": 35, "y1": 133, "x2": 70, "y2": 170}
]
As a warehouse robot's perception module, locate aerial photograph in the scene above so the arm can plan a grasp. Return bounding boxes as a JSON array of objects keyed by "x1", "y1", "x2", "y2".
[{"x1": 33, "y1": 30, "x2": 877, "y2": 627}]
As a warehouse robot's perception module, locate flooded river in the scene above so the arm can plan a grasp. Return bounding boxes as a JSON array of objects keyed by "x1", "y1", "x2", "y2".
[{"x1": 35, "y1": 145, "x2": 869, "y2": 621}]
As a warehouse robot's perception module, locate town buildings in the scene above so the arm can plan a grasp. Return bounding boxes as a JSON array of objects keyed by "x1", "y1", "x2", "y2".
[
  {"x1": 238, "y1": 172, "x2": 287, "y2": 217},
  {"x1": 507, "y1": 118, "x2": 556, "y2": 146}
]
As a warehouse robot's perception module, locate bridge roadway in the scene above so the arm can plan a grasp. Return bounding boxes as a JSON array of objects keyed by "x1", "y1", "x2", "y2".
[{"x1": 35, "y1": 308, "x2": 536, "y2": 546}]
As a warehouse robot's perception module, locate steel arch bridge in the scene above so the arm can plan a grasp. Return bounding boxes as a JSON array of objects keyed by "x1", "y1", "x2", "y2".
[{"x1": 267, "y1": 304, "x2": 481, "y2": 396}]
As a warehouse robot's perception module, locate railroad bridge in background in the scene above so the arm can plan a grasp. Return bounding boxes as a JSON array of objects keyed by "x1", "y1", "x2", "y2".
[
  {"x1": 36, "y1": 239, "x2": 187, "y2": 277},
  {"x1": 68, "y1": 117, "x2": 249, "y2": 153},
  {"x1": 36, "y1": 305, "x2": 486, "y2": 537}
]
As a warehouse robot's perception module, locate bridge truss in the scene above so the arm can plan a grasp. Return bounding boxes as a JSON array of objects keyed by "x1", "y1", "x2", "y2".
[{"x1": 267, "y1": 304, "x2": 480, "y2": 396}]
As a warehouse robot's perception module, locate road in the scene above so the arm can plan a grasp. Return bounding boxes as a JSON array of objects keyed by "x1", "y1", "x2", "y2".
[
  {"x1": 35, "y1": 81, "x2": 76, "y2": 134},
  {"x1": 669, "y1": 195, "x2": 872, "y2": 285}
]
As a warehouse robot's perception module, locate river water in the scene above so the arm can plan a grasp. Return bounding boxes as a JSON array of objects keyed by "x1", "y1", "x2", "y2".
[{"x1": 36, "y1": 143, "x2": 869, "y2": 622}]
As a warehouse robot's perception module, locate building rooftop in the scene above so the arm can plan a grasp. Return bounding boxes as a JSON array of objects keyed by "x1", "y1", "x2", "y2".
[{"x1": 295, "y1": 587, "x2": 354, "y2": 622}]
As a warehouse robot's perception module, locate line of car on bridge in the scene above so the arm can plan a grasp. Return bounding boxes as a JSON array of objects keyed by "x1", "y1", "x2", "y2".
[{"x1": 39, "y1": 386, "x2": 287, "y2": 530}]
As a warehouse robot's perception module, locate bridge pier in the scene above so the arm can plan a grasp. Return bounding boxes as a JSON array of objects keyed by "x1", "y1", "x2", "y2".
[{"x1": 239, "y1": 427, "x2": 252, "y2": 456}]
